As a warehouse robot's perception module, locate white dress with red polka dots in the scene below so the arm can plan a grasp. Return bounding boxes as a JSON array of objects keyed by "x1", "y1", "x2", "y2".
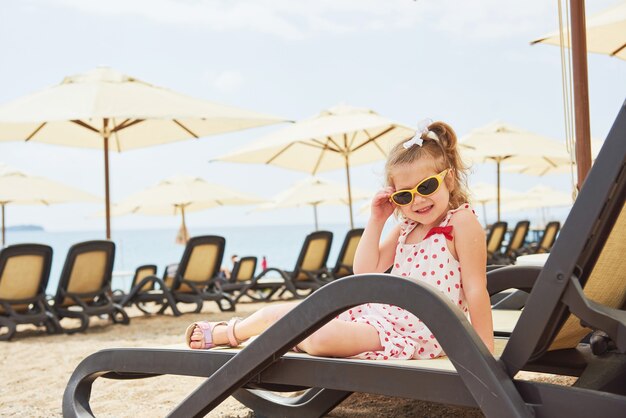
[{"x1": 336, "y1": 204, "x2": 473, "y2": 360}]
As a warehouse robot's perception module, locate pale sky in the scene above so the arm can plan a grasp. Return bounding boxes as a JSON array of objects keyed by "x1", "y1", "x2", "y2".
[{"x1": 0, "y1": 0, "x2": 624, "y2": 233}]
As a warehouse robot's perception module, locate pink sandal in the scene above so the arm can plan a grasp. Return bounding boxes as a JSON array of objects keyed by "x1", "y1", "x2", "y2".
[{"x1": 185, "y1": 317, "x2": 241, "y2": 349}]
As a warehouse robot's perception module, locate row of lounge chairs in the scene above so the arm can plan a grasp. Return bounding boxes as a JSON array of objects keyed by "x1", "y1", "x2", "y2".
[
  {"x1": 0, "y1": 240, "x2": 129, "y2": 340},
  {"x1": 63, "y1": 102, "x2": 626, "y2": 417},
  {"x1": 0, "y1": 228, "x2": 365, "y2": 340},
  {"x1": 487, "y1": 220, "x2": 561, "y2": 265},
  {"x1": 117, "y1": 228, "x2": 365, "y2": 315}
]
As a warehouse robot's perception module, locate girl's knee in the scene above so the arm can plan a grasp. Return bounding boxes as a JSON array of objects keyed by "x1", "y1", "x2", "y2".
[{"x1": 301, "y1": 328, "x2": 337, "y2": 356}]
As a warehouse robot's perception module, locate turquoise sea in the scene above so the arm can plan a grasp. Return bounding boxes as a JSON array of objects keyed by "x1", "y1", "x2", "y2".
[{"x1": 4, "y1": 224, "x2": 358, "y2": 294}]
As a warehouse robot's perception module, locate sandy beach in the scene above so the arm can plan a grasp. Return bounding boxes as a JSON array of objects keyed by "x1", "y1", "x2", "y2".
[{"x1": 0, "y1": 301, "x2": 575, "y2": 417}]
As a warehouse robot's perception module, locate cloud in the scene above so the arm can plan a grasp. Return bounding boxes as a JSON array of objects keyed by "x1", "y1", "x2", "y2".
[{"x1": 33, "y1": 0, "x2": 560, "y2": 41}]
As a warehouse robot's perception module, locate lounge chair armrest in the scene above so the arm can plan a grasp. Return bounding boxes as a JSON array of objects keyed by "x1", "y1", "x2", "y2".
[
  {"x1": 486, "y1": 265, "x2": 542, "y2": 295},
  {"x1": 563, "y1": 276, "x2": 626, "y2": 353},
  {"x1": 120, "y1": 275, "x2": 170, "y2": 306},
  {"x1": 251, "y1": 267, "x2": 290, "y2": 283},
  {"x1": 178, "y1": 278, "x2": 205, "y2": 293}
]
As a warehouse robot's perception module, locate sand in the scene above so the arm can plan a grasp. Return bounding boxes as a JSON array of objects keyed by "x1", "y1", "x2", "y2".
[{"x1": 0, "y1": 301, "x2": 575, "y2": 417}]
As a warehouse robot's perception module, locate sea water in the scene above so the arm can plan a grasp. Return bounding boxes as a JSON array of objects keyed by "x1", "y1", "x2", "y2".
[{"x1": 4, "y1": 224, "x2": 358, "y2": 294}]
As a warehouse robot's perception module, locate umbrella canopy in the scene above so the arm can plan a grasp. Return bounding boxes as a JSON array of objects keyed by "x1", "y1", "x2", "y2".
[
  {"x1": 468, "y1": 182, "x2": 524, "y2": 226},
  {"x1": 502, "y1": 138, "x2": 604, "y2": 176},
  {"x1": 501, "y1": 184, "x2": 574, "y2": 213},
  {"x1": 215, "y1": 104, "x2": 415, "y2": 228},
  {"x1": 108, "y1": 175, "x2": 266, "y2": 243},
  {"x1": 254, "y1": 176, "x2": 373, "y2": 230},
  {"x1": 459, "y1": 121, "x2": 571, "y2": 221},
  {"x1": 531, "y1": 1, "x2": 626, "y2": 60},
  {"x1": 0, "y1": 67, "x2": 285, "y2": 238},
  {"x1": 0, "y1": 163, "x2": 100, "y2": 246}
]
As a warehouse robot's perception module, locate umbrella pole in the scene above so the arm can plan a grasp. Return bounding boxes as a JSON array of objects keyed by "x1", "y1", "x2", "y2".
[
  {"x1": 1, "y1": 203, "x2": 5, "y2": 247},
  {"x1": 103, "y1": 120, "x2": 112, "y2": 239},
  {"x1": 481, "y1": 202, "x2": 488, "y2": 227},
  {"x1": 496, "y1": 160, "x2": 501, "y2": 222},
  {"x1": 344, "y1": 154, "x2": 354, "y2": 229},
  {"x1": 313, "y1": 204, "x2": 319, "y2": 231},
  {"x1": 570, "y1": 0, "x2": 592, "y2": 188},
  {"x1": 181, "y1": 206, "x2": 187, "y2": 240}
]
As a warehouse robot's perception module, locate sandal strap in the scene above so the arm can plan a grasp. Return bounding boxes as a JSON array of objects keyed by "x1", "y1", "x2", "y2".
[
  {"x1": 226, "y1": 317, "x2": 241, "y2": 347},
  {"x1": 196, "y1": 321, "x2": 226, "y2": 348}
]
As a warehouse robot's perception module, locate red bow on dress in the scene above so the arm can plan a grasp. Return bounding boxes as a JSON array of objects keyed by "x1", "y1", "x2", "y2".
[{"x1": 424, "y1": 225, "x2": 454, "y2": 241}]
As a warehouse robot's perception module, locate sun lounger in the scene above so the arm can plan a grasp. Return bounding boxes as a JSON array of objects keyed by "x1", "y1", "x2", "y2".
[
  {"x1": 485, "y1": 221, "x2": 507, "y2": 264},
  {"x1": 169, "y1": 235, "x2": 235, "y2": 313},
  {"x1": 323, "y1": 228, "x2": 364, "y2": 281},
  {"x1": 117, "y1": 264, "x2": 183, "y2": 316},
  {"x1": 0, "y1": 243, "x2": 61, "y2": 340},
  {"x1": 219, "y1": 256, "x2": 258, "y2": 302},
  {"x1": 490, "y1": 220, "x2": 530, "y2": 265},
  {"x1": 51, "y1": 240, "x2": 129, "y2": 334},
  {"x1": 236, "y1": 231, "x2": 334, "y2": 301},
  {"x1": 64, "y1": 102, "x2": 626, "y2": 417}
]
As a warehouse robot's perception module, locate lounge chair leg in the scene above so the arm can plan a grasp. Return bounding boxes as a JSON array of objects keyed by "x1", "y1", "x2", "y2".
[
  {"x1": 0, "y1": 317, "x2": 16, "y2": 341},
  {"x1": 233, "y1": 387, "x2": 352, "y2": 418},
  {"x1": 57, "y1": 310, "x2": 90, "y2": 334},
  {"x1": 575, "y1": 352, "x2": 626, "y2": 396},
  {"x1": 162, "y1": 291, "x2": 183, "y2": 316},
  {"x1": 45, "y1": 311, "x2": 63, "y2": 334},
  {"x1": 217, "y1": 294, "x2": 236, "y2": 312},
  {"x1": 110, "y1": 305, "x2": 130, "y2": 325}
]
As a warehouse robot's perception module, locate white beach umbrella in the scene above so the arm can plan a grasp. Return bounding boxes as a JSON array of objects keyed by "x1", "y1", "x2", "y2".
[
  {"x1": 215, "y1": 104, "x2": 415, "y2": 228},
  {"x1": 254, "y1": 176, "x2": 373, "y2": 230},
  {"x1": 502, "y1": 138, "x2": 604, "y2": 176},
  {"x1": 468, "y1": 182, "x2": 524, "y2": 226},
  {"x1": 0, "y1": 163, "x2": 100, "y2": 246},
  {"x1": 531, "y1": 1, "x2": 626, "y2": 60},
  {"x1": 0, "y1": 67, "x2": 286, "y2": 238},
  {"x1": 502, "y1": 184, "x2": 574, "y2": 213},
  {"x1": 460, "y1": 121, "x2": 570, "y2": 221},
  {"x1": 109, "y1": 175, "x2": 266, "y2": 243}
]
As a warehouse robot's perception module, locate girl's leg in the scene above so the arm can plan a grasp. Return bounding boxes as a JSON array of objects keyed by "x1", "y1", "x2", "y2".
[
  {"x1": 298, "y1": 320, "x2": 383, "y2": 357},
  {"x1": 189, "y1": 301, "x2": 300, "y2": 349}
]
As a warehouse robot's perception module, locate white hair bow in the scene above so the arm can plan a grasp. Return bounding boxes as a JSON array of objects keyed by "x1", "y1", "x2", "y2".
[{"x1": 403, "y1": 118, "x2": 438, "y2": 149}]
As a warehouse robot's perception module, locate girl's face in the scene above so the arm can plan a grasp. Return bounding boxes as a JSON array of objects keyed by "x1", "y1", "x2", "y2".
[{"x1": 390, "y1": 158, "x2": 451, "y2": 227}]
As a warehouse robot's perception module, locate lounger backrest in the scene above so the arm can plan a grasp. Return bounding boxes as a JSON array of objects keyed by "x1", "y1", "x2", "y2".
[
  {"x1": 505, "y1": 221, "x2": 529, "y2": 256},
  {"x1": 0, "y1": 244, "x2": 52, "y2": 313},
  {"x1": 549, "y1": 204, "x2": 625, "y2": 350},
  {"x1": 486, "y1": 222, "x2": 507, "y2": 256},
  {"x1": 230, "y1": 257, "x2": 257, "y2": 283},
  {"x1": 54, "y1": 241, "x2": 115, "y2": 307},
  {"x1": 132, "y1": 265, "x2": 158, "y2": 292},
  {"x1": 162, "y1": 263, "x2": 178, "y2": 289},
  {"x1": 536, "y1": 221, "x2": 560, "y2": 253},
  {"x1": 294, "y1": 231, "x2": 333, "y2": 281},
  {"x1": 332, "y1": 228, "x2": 364, "y2": 279},
  {"x1": 172, "y1": 235, "x2": 225, "y2": 292},
  {"x1": 503, "y1": 102, "x2": 626, "y2": 367}
]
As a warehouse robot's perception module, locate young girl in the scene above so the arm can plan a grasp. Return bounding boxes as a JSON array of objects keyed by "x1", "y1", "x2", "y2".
[{"x1": 186, "y1": 119, "x2": 494, "y2": 358}]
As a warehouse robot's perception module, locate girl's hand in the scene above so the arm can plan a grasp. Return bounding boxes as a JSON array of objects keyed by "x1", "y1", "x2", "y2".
[{"x1": 370, "y1": 186, "x2": 396, "y2": 222}]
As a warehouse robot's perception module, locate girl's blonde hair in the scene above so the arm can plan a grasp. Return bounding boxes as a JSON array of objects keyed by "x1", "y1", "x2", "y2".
[{"x1": 385, "y1": 121, "x2": 469, "y2": 209}]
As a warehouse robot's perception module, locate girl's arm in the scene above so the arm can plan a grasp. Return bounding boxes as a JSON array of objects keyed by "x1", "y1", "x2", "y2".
[
  {"x1": 354, "y1": 187, "x2": 399, "y2": 274},
  {"x1": 450, "y1": 210, "x2": 494, "y2": 354}
]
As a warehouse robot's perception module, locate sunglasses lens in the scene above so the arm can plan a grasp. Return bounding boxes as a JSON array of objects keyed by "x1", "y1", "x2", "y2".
[
  {"x1": 417, "y1": 178, "x2": 439, "y2": 196},
  {"x1": 392, "y1": 191, "x2": 413, "y2": 205}
]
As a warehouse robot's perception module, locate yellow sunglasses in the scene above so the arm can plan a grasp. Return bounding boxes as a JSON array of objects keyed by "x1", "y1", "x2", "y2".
[{"x1": 390, "y1": 169, "x2": 450, "y2": 206}]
